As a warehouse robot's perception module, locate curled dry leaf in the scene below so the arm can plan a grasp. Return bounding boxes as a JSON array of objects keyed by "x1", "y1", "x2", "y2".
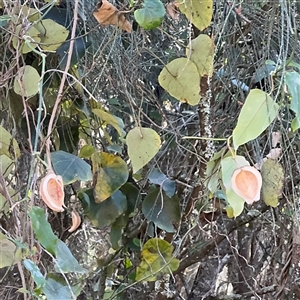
[
  {"x1": 39, "y1": 171, "x2": 65, "y2": 212},
  {"x1": 266, "y1": 148, "x2": 282, "y2": 160},
  {"x1": 231, "y1": 166, "x2": 262, "y2": 204},
  {"x1": 166, "y1": 2, "x2": 180, "y2": 21},
  {"x1": 68, "y1": 211, "x2": 81, "y2": 233},
  {"x1": 93, "y1": 0, "x2": 132, "y2": 33}
]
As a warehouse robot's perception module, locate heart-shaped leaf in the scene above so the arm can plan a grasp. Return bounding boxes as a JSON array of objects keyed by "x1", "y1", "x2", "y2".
[
  {"x1": 158, "y1": 58, "x2": 200, "y2": 105},
  {"x1": 126, "y1": 127, "x2": 161, "y2": 173}
]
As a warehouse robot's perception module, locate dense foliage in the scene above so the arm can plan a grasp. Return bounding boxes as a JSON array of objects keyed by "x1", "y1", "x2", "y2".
[{"x1": 1, "y1": 1, "x2": 300, "y2": 299}]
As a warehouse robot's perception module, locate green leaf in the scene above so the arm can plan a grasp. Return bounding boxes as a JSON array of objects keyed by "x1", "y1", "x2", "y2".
[
  {"x1": 34, "y1": 19, "x2": 69, "y2": 51},
  {"x1": 51, "y1": 151, "x2": 93, "y2": 184},
  {"x1": 221, "y1": 156, "x2": 249, "y2": 217},
  {"x1": 186, "y1": 34, "x2": 214, "y2": 76},
  {"x1": 148, "y1": 168, "x2": 175, "y2": 197},
  {"x1": 92, "y1": 108, "x2": 125, "y2": 137},
  {"x1": 29, "y1": 207, "x2": 58, "y2": 255},
  {"x1": 179, "y1": 0, "x2": 213, "y2": 31},
  {"x1": 14, "y1": 65, "x2": 40, "y2": 98},
  {"x1": 158, "y1": 58, "x2": 200, "y2": 106},
  {"x1": 92, "y1": 152, "x2": 129, "y2": 203},
  {"x1": 261, "y1": 159, "x2": 284, "y2": 207},
  {"x1": 136, "y1": 238, "x2": 179, "y2": 281},
  {"x1": 79, "y1": 189, "x2": 127, "y2": 229},
  {"x1": 205, "y1": 148, "x2": 230, "y2": 193},
  {"x1": 126, "y1": 127, "x2": 161, "y2": 173},
  {"x1": 232, "y1": 89, "x2": 279, "y2": 150},
  {"x1": 142, "y1": 188, "x2": 180, "y2": 232},
  {"x1": 134, "y1": 0, "x2": 165, "y2": 30},
  {"x1": 23, "y1": 259, "x2": 46, "y2": 289},
  {"x1": 285, "y1": 71, "x2": 300, "y2": 131},
  {"x1": 55, "y1": 240, "x2": 87, "y2": 274},
  {"x1": 79, "y1": 145, "x2": 95, "y2": 158},
  {"x1": 0, "y1": 233, "x2": 17, "y2": 268},
  {"x1": 120, "y1": 182, "x2": 141, "y2": 216}
]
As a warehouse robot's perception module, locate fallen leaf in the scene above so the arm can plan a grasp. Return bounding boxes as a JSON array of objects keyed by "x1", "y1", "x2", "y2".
[{"x1": 93, "y1": 0, "x2": 132, "y2": 33}]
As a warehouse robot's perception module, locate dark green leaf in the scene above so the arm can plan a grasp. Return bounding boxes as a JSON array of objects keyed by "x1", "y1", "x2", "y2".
[
  {"x1": 43, "y1": 274, "x2": 80, "y2": 300},
  {"x1": 29, "y1": 207, "x2": 58, "y2": 255},
  {"x1": 142, "y1": 188, "x2": 180, "y2": 232},
  {"x1": 120, "y1": 182, "x2": 141, "y2": 215},
  {"x1": 55, "y1": 240, "x2": 87, "y2": 274},
  {"x1": 148, "y1": 168, "x2": 175, "y2": 197},
  {"x1": 51, "y1": 150, "x2": 92, "y2": 184},
  {"x1": 79, "y1": 189, "x2": 127, "y2": 229}
]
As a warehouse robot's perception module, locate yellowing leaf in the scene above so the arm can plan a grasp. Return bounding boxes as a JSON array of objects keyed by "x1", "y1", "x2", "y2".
[
  {"x1": 179, "y1": 0, "x2": 213, "y2": 31},
  {"x1": 158, "y1": 58, "x2": 200, "y2": 105},
  {"x1": 92, "y1": 152, "x2": 129, "y2": 203},
  {"x1": 126, "y1": 127, "x2": 161, "y2": 173},
  {"x1": 12, "y1": 24, "x2": 41, "y2": 54},
  {"x1": 233, "y1": 89, "x2": 279, "y2": 150},
  {"x1": 226, "y1": 206, "x2": 234, "y2": 218},
  {"x1": 14, "y1": 65, "x2": 40, "y2": 98},
  {"x1": 92, "y1": 108, "x2": 125, "y2": 137},
  {"x1": 186, "y1": 34, "x2": 214, "y2": 76},
  {"x1": 261, "y1": 159, "x2": 284, "y2": 207},
  {"x1": 35, "y1": 19, "x2": 69, "y2": 51},
  {"x1": 136, "y1": 238, "x2": 179, "y2": 281}
]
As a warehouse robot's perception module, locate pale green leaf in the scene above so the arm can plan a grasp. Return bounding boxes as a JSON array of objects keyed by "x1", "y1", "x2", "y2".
[
  {"x1": 14, "y1": 65, "x2": 40, "y2": 98},
  {"x1": 23, "y1": 259, "x2": 46, "y2": 289},
  {"x1": 92, "y1": 108, "x2": 125, "y2": 137},
  {"x1": 35, "y1": 19, "x2": 69, "y2": 51},
  {"x1": 186, "y1": 34, "x2": 214, "y2": 76},
  {"x1": 232, "y1": 89, "x2": 279, "y2": 150},
  {"x1": 0, "y1": 233, "x2": 17, "y2": 268},
  {"x1": 158, "y1": 58, "x2": 200, "y2": 105},
  {"x1": 126, "y1": 127, "x2": 161, "y2": 173},
  {"x1": 12, "y1": 24, "x2": 41, "y2": 54}
]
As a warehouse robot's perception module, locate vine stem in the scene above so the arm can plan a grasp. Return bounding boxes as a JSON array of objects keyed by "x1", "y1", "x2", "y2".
[{"x1": 45, "y1": 0, "x2": 79, "y2": 172}]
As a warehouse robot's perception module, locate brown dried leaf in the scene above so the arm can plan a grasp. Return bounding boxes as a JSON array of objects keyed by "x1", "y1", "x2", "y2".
[
  {"x1": 166, "y1": 2, "x2": 179, "y2": 21},
  {"x1": 93, "y1": 0, "x2": 132, "y2": 33}
]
